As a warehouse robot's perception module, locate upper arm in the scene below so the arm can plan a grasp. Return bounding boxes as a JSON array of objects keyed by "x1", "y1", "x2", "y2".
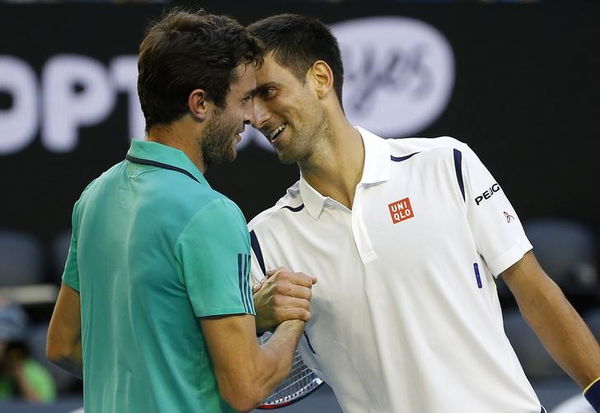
[
  {"x1": 501, "y1": 250, "x2": 560, "y2": 304},
  {"x1": 47, "y1": 283, "x2": 81, "y2": 360},
  {"x1": 200, "y1": 314, "x2": 264, "y2": 410},
  {"x1": 200, "y1": 314, "x2": 260, "y2": 380}
]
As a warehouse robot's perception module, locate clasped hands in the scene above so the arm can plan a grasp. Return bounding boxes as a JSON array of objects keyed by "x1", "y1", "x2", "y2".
[{"x1": 253, "y1": 268, "x2": 317, "y2": 333}]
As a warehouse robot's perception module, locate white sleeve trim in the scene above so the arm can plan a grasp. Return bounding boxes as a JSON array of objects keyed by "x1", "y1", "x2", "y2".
[{"x1": 489, "y1": 238, "x2": 533, "y2": 277}]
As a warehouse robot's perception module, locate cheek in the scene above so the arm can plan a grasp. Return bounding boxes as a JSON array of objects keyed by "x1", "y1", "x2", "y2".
[{"x1": 297, "y1": 98, "x2": 323, "y2": 125}]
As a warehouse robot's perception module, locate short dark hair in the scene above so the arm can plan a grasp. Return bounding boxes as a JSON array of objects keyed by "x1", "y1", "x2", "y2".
[
  {"x1": 248, "y1": 14, "x2": 344, "y2": 103},
  {"x1": 138, "y1": 8, "x2": 262, "y2": 131}
]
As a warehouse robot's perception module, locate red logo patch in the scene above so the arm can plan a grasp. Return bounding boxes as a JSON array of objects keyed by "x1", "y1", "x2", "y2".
[{"x1": 388, "y1": 197, "x2": 414, "y2": 224}]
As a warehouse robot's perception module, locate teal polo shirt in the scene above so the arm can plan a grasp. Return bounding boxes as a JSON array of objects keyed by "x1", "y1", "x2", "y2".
[{"x1": 62, "y1": 140, "x2": 255, "y2": 413}]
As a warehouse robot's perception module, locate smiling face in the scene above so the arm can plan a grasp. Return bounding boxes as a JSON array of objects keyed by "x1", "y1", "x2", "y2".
[
  {"x1": 251, "y1": 53, "x2": 327, "y2": 165},
  {"x1": 201, "y1": 64, "x2": 256, "y2": 165}
]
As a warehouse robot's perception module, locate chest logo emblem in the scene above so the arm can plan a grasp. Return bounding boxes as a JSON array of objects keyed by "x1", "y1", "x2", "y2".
[{"x1": 388, "y1": 197, "x2": 414, "y2": 224}]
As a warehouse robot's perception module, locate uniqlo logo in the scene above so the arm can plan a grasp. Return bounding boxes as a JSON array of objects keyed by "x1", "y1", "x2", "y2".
[{"x1": 388, "y1": 197, "x2": 414, "y2": 224}]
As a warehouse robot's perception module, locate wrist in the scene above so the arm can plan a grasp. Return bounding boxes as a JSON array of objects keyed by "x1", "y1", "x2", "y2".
[
  {"x1": 279, "y1": 319, "x2": 305, "y2": 331},
  {"x1": 584, "y1": 377, "x2": 600, "y2": 412}
]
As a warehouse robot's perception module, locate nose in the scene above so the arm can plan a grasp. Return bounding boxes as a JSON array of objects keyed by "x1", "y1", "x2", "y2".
[{"x1": 250, "y1": 99, "x2": 271, "y2": 130}]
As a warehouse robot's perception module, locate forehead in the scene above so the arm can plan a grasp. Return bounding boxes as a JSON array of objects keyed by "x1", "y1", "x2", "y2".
[
  {"x1": 255, "y1": 53, "x2": 299, "y2": 86},
  {"x1": 229, "y1": 64, "x2": 256, "y2": 96}
]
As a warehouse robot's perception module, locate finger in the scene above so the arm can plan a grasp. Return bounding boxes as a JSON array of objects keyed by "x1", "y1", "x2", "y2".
[
  {"x1": 286, "y1": 272, "x2": 317, "y2": 288},
  {"x1": 301, "y1": 272, "x2": 317, "y2": 285},
  {"x1": 277, "y1": 283, "x2": 313, "y2": 300},
  {"x1": 252, "y1": 279, "x2": 264, "y2": 293},
  {"x1": 253, "y1": 275, "x2": 271, "y2": 293},
  {"x1": 277, "y1": 308, "x2": 311, "y2": 323},
  {"x1": 268, "y1": 270, "x2": 315, "y2": 288},
  {"x1": 266, "y1": 267, "x2": 286, "y2": 278},
  {"x1": 273, "y1": 296, "x2": 310, "y2": 311}
]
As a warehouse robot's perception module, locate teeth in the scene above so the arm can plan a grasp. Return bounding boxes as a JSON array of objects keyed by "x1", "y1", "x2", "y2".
[{"x1": 269, "y1": 124, "x2": 286, "y2": 141}]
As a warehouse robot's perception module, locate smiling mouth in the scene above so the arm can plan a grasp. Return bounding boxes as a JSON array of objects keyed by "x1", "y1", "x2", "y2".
[{"x1": 267, "y1": 124, "x2": 287, "y2": 142}]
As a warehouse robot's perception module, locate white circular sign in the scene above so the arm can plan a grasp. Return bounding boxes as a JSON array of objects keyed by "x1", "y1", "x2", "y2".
[{"x1": 332, "y1": 17, "x2": 455, "y2": 138}]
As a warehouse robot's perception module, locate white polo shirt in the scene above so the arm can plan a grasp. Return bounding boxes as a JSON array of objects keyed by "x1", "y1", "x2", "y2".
[{"x1": 249, "y1": 127, "x2": 543, "y2": 413}]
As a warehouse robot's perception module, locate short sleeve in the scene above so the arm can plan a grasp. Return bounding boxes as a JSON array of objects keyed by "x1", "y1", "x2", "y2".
[
  {"x1": 62, "y1": 200, "x2": 81, "y2": 291},
  {"x1": 461, "y1": 144, "x2": 533, "y2": 276},
  {"x1": 176, "y1": 198, "x2": 255, "y2": 317}
]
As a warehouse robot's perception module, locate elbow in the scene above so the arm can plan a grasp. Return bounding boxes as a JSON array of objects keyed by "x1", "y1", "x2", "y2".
[
  {"x1": 46, "y1": 333, "x2": 73, "y2": 364},
  {"x1": 221, "y1": 389, "x2": 264, "y2": 412},
  {"x1": 219, "y1": 378, "x2": 269, "y2": 412}
]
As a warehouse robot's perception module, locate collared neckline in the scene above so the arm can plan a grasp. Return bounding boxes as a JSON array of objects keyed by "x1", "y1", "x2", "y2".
[
  {"x1": 126, "y1": 140, "x2": 208, "y2": 186},
  {"x1": 299, "y1": 126, "x2": 391, "y2": 220},
  {"x1": 356, "y1": 126, "x2": 391, "y2": 185},
  {"x1": 299, "y1": 177, "x2": 327, "y2": 220}
]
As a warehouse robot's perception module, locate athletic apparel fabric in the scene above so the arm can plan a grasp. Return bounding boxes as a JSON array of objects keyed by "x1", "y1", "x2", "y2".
[
  {"x1": 249, "y1": 127, "x2": 542, "y2": 413},
  {"x1": 63, "y1": 140, "x2": 254, "y2": 413}
]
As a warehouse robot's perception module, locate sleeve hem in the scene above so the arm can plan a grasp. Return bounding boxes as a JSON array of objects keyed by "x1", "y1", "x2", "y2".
[
  {"x1": 489, "y1": 239, "x2": 533, "y2": 277},
  {"x1": 62, "y1": 279, "x2": 80, "y2": 293},
  {"x1": 195, "y1": 306, "x2": 256, "y2": 318},
  {"x1": 584, "y1": 377, "x2": 600, "y2": 394}
]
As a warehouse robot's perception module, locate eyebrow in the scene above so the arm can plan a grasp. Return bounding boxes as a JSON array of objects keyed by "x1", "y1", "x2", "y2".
[{"x1": 250, "y1": 82, "x2": 279, "y2": 97}]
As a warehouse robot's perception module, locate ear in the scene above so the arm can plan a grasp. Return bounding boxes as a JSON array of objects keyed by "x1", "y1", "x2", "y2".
[
  {"x1": 309, "y1": 60, "x2": 334, "y2": 99},
  {"x1": 187, "y1": 89, "x2": 210, "y2": 121}
]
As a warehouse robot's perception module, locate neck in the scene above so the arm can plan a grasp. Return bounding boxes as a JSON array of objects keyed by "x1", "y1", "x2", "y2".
[
  {"x1": 146, "y1": 120, "x2": 206, "y2": 174},
  {"x1": 299, "y1": 114, "x2": 364, "y2": 209}
]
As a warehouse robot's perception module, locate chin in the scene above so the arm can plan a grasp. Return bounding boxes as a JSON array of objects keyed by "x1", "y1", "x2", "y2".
[
  {"x1": 220, "y1": 152, "x2": 237, "y2": 164},
  {"x1": 276, "y1": 151, "x2": 298, "y2": 165},
  {"x1": 206, "y1": 150, "x2": 236, "y2": 166}
]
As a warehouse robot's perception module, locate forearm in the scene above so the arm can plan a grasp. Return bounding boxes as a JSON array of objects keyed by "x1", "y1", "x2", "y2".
[
  {"x1": 203, "y1": 315, "x2": 305, "y2": 412},
  {"x1": 517, "y1": 280, "x2": 600, "y2": 388},
  {"x1": 256, "y1": 319, "x2": 305, "y2": 391},
  {"x1": 47, "y1": 283, "x2": 82, "y2": 379}
]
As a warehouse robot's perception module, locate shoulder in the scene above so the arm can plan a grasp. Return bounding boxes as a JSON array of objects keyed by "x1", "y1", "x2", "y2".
[
  {"x1": 147, "y1": 172, "x2": 242, "y2": 225},
  {"x1": 73, "y1": 161, "x2": 125, "y2": 216},
  {"x1": 193, "y1": 195, "x2": 246, "y2": 225},
  {"x1": 381, "y1": 136, "x2": 481, "y2": 174},
  {"x1": 78, "y1": 161, "x2": 124, "y2": 199},
  {"x1": 176, "y1": 196, "x2": 249, "y2": 250},
  {"x1": 248, "y1": 180, "x2": 303, "y2": 231},
  {"x1": 385, "y1": 135, "x2": 470, "y2": 158}
]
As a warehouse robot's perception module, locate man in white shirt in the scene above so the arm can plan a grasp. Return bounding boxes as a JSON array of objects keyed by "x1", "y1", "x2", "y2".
[{"x1": 247, "y1": 14, "x2": 600, "y2": 413}]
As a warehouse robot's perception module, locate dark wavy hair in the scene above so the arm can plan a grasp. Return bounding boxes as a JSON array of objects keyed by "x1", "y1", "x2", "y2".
[
  {"x1": 247, "y1": 14, "x2": 344, "y2": 103},
  {"x1": 138, "y1": 8, "x2": 262, "y2": 131}
]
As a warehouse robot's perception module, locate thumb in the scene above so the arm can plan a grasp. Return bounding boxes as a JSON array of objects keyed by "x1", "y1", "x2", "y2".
[
  {"x1": 252, "y1": 278, "x2": 266, "y2": 293},
  {"x1": 265, "y1": 267, "x2": 286, "y2": 278}
]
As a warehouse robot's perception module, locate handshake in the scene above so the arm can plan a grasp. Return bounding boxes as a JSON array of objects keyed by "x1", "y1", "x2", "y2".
[{"x1": 252, "y1": 268, "x2": 317, "y2": 333}]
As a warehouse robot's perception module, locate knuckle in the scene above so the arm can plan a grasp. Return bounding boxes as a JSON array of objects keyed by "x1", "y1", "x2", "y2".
[{"x1": 275, "y1": 283, "x2": 291, "y2": 295}]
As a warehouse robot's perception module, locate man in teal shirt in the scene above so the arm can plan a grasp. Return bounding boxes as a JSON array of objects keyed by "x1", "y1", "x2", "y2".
[{"x1": 46, "y1": 9, "x2": 316, "y2": 412}]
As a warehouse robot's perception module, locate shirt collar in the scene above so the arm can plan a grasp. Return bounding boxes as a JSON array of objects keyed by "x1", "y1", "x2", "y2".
[
  {"x1": 299, "y1": 126, "x2": 391, "y2": 220},
  {"x1": 356, "y1": 126, "x2": 391, "y2": 185},
  {"x1": 299, "y1": 176, "x2": 327, "y2": 220},
  {"x1": 126, "y1": 139, "x2": 208, "y2": 186}
]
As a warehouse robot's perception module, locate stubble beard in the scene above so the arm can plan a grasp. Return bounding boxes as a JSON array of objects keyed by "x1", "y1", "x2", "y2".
[
  {"x1": 201, "y1": 108, "x2": 237, "y2": 166},
  {"x1": 278, "y1": 108, "x2": 327, "y2": 166}
]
